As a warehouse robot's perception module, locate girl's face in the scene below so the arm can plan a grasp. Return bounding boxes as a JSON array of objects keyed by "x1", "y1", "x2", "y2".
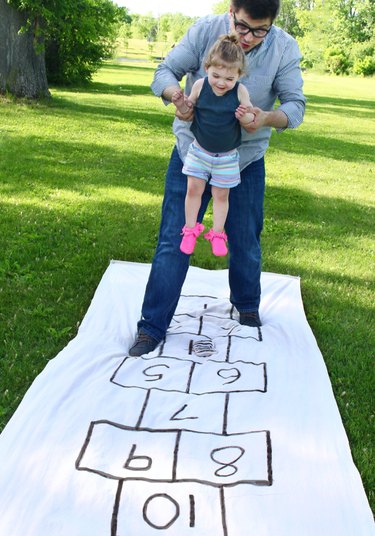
[{"x1": 206, "y1": 64, "x2": 241, "y2": 96}]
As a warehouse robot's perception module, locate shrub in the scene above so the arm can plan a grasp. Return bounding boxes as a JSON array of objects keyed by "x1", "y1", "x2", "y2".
[
  {"x1": 350, "y1": 40, "x2": 375, "y2": 76},
  {"x1": 323, "y1": 46, "x2": 350, "y2": 75},
  {"x1": 299, "y1": 39, "x2": 325, "y2": 70}
]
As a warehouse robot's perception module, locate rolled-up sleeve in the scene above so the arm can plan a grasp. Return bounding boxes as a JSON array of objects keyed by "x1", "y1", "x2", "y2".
[{"x1": 274, "y1": 39, "x2": 306, "y2": 130}]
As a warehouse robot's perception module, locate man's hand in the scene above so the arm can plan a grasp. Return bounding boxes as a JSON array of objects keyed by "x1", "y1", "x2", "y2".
[
  {"x1": 242, "y1": 107, "x2": 289, "y2": 132},
  {"x1": 163, "y1": 85, "x2": 194, "y2": 121},
  {"x1": 175, "y1": 102, "x2": 194, "y2": 121},
  {"x1": 235, "y1": 104, "x2": 255, "y2": 128}
]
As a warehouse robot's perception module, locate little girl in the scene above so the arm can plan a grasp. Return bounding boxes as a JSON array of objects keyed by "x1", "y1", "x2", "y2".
[{"x1": 172, "y1": 34, "x2": 255, "y2": 256}]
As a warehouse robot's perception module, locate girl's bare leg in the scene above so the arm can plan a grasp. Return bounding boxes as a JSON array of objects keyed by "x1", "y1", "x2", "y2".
[
  {"x1": 211, "y1": 186, "x2": 230, "y2": 232},
  {"x1": 185, "y1": 176, "x2": 206, "y2": 228}
]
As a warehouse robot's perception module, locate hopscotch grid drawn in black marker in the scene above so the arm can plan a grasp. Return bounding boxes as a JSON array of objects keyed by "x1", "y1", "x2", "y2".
[
  {"x1": 257, "y1": 326, "x2": 263, "y2": 342},
  {"x1": 76, "y1": 294, "x2": 271, "y2": 535},
  {"x1": 170, "y1": 403, "x2": 199, "y2": 422},
  {"x1": 109, "y1": 356, "x2": 129, "y2": 384},
  {"x1": 77, "y1": 420, "x2": 272, "y2": 440},
  {"x1": 157, "y1": 331, "x2": 263, "y2": 361},
  {"x1": 112, "y1": 483, "x2": 204, "y2": 536},
  {"x1": 266, "y1": 430, "x2": 273, "y2": 485},
  {"x1": 189, "y1": 494, "x2": 196, "y2": 527},
  {"x1": 135, "y1": 389, "x2": 151, "y2": 429},
  {"x1": 168, "y1": 322, "x2": 259, "y2": 336},
  {"x1": 226, "y1": 336, "x2": 232, "y2": 362},
  {"x1": 198, "y1": 306, "x2": 205, "y2": 335},
  {"x1": 186, "y1": 361, "x2": 196, "y2": 393},
  {"x1": 172, "y1": 313, "x2": 201, "y2": 320},
  {"x1": 143, "y1": 494, "x2": 180, "y2": 530},
  {"x1": 172, "y1": 430, "x2": 182, "y2": 481},
  {"x1": 156, "y1": 349, "x2": 266, "y2": 365},
  {"x1": 219, "y1": 486, "x2": 228, "y2": 536},
  {"x1": 179, "y1": 293, "x2": 220, "y2": 300},
  {"x1": 111, "y1": 479, "x2": 123, "y2": 536},
  {"x1": 110, "y1": 356, "x2": 267, "y2": 395},
  {"x1": 75, "y1": 420, "x2": 95, "y2": 471},
  {"x1": 222, "y1": 393, "x2": 230, "y2": 436},
  {"x1": 264, "y1": 363, "x2": 268, "y2": 394},
  {"x1": 76, "y1": 421, "x2": 272, "y2": 487}
]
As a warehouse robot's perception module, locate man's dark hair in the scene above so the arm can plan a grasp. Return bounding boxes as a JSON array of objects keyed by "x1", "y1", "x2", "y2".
[{"x1": 232, "y1": 0, "x2": 280, "y2": 21}]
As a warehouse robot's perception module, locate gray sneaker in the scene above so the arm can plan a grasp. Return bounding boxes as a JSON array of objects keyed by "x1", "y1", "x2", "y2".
[
  {"x1": 239, "y1": 311, "x2": 262, "y2": 327},
  {"x1": 128, "y1": 330, "x2": 159, "y2": 357}
]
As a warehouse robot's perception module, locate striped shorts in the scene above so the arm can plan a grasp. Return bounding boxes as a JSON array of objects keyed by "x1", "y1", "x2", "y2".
[{"x1": 182, "y1": 142, "x2": 241, "y2": 188}]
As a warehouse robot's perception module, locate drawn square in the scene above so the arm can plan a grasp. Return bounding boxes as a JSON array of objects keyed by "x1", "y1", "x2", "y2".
[
  {"x1": 176, "y1": 430, "x2": 272, "y2": 486},
  {"x1": 111, "y1": 356, "x2": 194, "y2": 393},
  {"x1": 189, "y1": 361, "x2": 266, "y2": 394},
  {"x1": 115, "y1": 481, "x2": 226, "y2": 535},
  {"x1": 224, "y1": 332, "x2": 265, "y2": 363},
  {"x1": 154, "y1": 332, "x2": 224, "y2": 362},
  {"x1": 76, "y1": 421, "x2": 177, "y2": 481},
  {"x1": 139, "y1": 390, "x2": 226, "y2": 434}
]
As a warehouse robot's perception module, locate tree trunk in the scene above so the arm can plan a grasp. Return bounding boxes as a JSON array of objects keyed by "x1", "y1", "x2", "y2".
[{"x1": 0, "y1": 0, "x2": 50, "y2": 98}]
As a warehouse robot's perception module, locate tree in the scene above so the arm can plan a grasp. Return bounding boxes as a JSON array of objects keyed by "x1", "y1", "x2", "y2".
[
  {"x1": 296, "y1": 0, "x2": 334, "y2": 69},
  {"x1": 0, "y1": 0, "x2": 50, "y2": 98},
  {"x1": 326, "y1": 0, "x2": 375, "y2": 74},
  {"x1": 44, "y1": 0, "x2": 123, "y2": 84},
  {"x1": 132, "y1": 14, "x2": 158, "y2": 42},
  {"x1": 331, "y1": 0, "x2": 374, "y2": 42},
  {"x1": 129, "y1": 12, "x2": 197, "y2": 46},
  {"x1": 213, "y1": 0, "x2": 230, "y2": 13},
  {"x1": 158, "y1": 13, "x2": 172, "y2": 42},
  {"x1": 170, "y1": 13, "x2": 198, "y2": 42},
  {"x1": 118, "y1": 21, "x2": 133, "y2": 55},
  {"x1": 277, "y1": 0, "x2": 302, "y2": 37},
  {"x1": 0, "y1": 0, "x2": 125, "y2": 98}
]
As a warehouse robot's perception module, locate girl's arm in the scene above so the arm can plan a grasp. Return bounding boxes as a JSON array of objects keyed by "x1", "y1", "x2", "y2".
[
  {"x1": 172, "y1": 78, "x2": 204, "y2": 120},
  {"x1": 235, "y1": 83, "x2": 255, "y2": 130}
]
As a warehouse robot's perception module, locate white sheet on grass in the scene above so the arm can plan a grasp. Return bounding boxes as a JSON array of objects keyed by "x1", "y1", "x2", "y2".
[{"x1": 0, "y1": 260, "x2": 373, "y2": 536}]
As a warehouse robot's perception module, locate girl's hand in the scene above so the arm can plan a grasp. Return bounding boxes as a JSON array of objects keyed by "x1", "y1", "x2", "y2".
[
  {"x1": 175, "y1": 96, "x2": 194, "y2": 121},
  {"x1": 235, "y1": 104, "x2": 255, "y2": 128}
]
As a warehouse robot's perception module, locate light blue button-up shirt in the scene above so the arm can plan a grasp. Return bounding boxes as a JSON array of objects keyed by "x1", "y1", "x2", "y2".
[{"x1": 151, "y1": 13, "x2": 306, "y2": 170}]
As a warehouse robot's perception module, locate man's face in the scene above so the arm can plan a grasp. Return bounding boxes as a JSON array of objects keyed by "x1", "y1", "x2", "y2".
[{"x1": 229, "y1": 7, "x2": 272, "y2": 53}]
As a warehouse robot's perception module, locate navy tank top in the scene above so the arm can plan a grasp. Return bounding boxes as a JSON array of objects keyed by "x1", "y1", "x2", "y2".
[{"x1": 190, "y1": 77, "x2": 241, "y2": 153}]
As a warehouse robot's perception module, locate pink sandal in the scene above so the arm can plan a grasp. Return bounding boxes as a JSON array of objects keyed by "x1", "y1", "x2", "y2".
[
  {"x1": 204, "y1": 229, "x2": 228, "y2": 256},
  {"x1": 180, "y1": 222, "x2": 205, "y2": 254}
]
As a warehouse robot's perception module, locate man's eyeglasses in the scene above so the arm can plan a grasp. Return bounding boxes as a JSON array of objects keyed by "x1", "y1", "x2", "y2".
[{"x1": 232, "y1": 13, "x2": 271, "y2": 38}]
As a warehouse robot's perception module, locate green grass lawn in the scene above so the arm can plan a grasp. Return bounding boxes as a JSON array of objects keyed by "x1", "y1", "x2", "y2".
[{"x1": 0, "y1": 61, "x2": 374, "y2": 511}]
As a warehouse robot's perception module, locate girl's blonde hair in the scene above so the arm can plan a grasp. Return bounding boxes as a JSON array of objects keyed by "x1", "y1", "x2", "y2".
[{"x1": 204, "y1": 34, "x2": 246, "y2": 75}]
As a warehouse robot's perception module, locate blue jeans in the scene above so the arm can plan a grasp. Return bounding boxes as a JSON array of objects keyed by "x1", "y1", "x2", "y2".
[{"x1": 138, "y1": 146, "x2": 265, "y2": 342}]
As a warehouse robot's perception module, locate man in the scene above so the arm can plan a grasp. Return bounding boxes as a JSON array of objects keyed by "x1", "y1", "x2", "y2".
[{"x1": 129, "y1": 0, "x2": 306, "y2": 356}]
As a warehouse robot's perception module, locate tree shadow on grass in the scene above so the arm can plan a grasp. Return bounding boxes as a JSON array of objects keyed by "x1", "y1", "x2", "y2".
[
  {"x1": 47, "y1": 98, "x2": 173, "y2": 129},
  {"x1": 103, "y1": 62, "x2": 156, "y2": 72},
  {"x1": 270, "y1": 128, "x2": 374, "y2": 163},
  {"x1": 305, "y1": 94, "x2": 375, "y2": 119},
  {"x1": 264, "y1": 184, "x2": 374, "y2": 236},
  {"x1": 34, "y1": 90, "x2": 375, "y2": 163},
  {"x1": 88, "y1": 82, "x2": 153, "y2": 97},
  {"x1": 55, "y1": 82, "x2": 153, "y2": 97},
  {"x1": 53, "y1": 63, "x2": 156, "y2": 98},
  {"x1": 0, "y1": 135, "x2": 170, "y2": 198}
]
